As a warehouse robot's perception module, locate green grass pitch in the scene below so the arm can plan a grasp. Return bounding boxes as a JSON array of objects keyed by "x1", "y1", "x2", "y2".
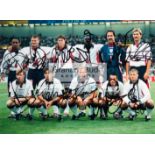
[{"x1": 0, "y1": 82, "x2": 155, "y2": 134}]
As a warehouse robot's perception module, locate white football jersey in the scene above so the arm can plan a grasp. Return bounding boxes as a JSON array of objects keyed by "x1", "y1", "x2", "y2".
[
  {"x1": 20, "y1": 46, "x2": 52, "y2": 69},
  {"x1": 37, "y1": 78, "x2": 63, "y2": 100},
  {"x1": 0, "y1": 49, "x2": 24, "y2": 73},
  {"x1": 69, "y1": 76, "x2": 97, "y2": 98},
  {"x1": 9, "y1": 79, "x2": 33, "y2": 98},
  {"x1": 74, "y1": 43, "x2": 103, "y2": 66},
  {"x1": 126, "y1": 42, "x2": 152, "y2": 67},
  {"x1": 49, "y1": 45, "x2": 79, "y2": 69},
  {"x1": 123, "y1": 79, "x2": 151, "y2": 104},
  {"x1": 99, "y1": 81, "x2": 124, "y2": 98}
]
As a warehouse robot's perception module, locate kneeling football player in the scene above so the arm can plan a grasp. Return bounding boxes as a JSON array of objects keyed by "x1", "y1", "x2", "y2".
[
  {"x1": 123, "y1": 68, "x2": 154, "y2": 121},
  {"x1": 6, "y1": 69, "x2": 34, "y2": 120},
  {"x1": 93, "y1": 72, "x2": 127, "y2": 120},
  {"x1": 28, "y1": 67, "x2": 67, "y2": 121},
  {"x1": 68, "y1": 66, "x2": 97, "y2": 120}
]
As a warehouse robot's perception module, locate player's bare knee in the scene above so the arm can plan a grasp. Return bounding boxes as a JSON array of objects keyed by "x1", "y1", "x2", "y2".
[
  {"x1": 6, "y1": 99, "x2": 14, "y2": 108},
  {"x1": 59, "y1": 99, "x2": 67, "y2": 109},
  {"x1": 93, "y1": 98, "x2": 98, "y2": 104},
  {"x1": 28, "y1": 98, "x2": 34, "y2": 104},
  {"x1": 121, "y1": 102, "x2": 128, "y2": 110},
  {"x1": 129, "y1": 103, "x2": 136, "y2": 109},
  {"x1": 146, "y1": 99, "x2": 154, "y2": 109},
  {"x1": 32, "y1": 99, "x2": 41, "y2": 108},
  {"x1": 28, "y1": 98, "x2": 36, "y2": 107},
  {"x1": 68, "y1": 99, "x2": 76, "y2": 107}
]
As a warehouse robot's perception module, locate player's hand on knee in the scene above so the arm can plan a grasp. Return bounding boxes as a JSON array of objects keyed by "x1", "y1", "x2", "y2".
[
  {"x1": 77, "y1": 98, "x2": 83, "y2": 107},
  {"x1": 14, "y1": 99, "x2": 20, "y2": 105},
  {"x1": 98, "y1": 99, "x2": 104, "y2": 105},
  {"x1": 83, "y1": 98, "x2": 90, "y2": 106},
  {"x1": 129, "y1": 102, "x2": 135, "y2": 109},
  {"x1": 134, "y1": 102, "x2": 140, "y2": 108},
  {"x1": 44, "y1": 100, "x2": 50, "y2": 109},
  {"x1": 28, "y1": 98, "x2": 36, "y2": 105},
  {"x1": 83, "y1": 100, "x2": 87, "y2": 106},
  {"x1": 112, "y1": 101, "x2": 118, "y2": 106},
  {"x1": 76, "y1": 96, "x2": 82, "y2": 103}
]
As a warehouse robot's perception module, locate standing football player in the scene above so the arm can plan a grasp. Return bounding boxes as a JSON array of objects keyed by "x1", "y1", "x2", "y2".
[
  {"x1": 20, "y1": 35, "x2": 52, "y2": 89},
  {"x1": 99, "y1": 30, "x2": 126, "y2": 82},
  {"x1": 126, "y1": 28, "x2": 152, "y2": 86},
  {"x1": 0, "y1": 38, "x2": 24, "y2": 94}
]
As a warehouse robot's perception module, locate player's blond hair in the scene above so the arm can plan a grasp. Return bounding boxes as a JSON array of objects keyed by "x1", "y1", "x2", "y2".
[
  {"x1": 77, "y1": 64, "x2": 87, "y2": 71},
  {"x1": 129, "y1": 68, "x2": 139, "y2": 75},
  {"x1": 132, "y1": 28, "x2": 142, "y2": 35}
]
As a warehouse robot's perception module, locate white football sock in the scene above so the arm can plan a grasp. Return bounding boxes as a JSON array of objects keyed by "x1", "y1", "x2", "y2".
[
  {"x1": 17, "y1": 105, "x2": 25, "y2": 114},
  {"x1": 11, "y1": 106, "x2": 17, "y2": 114},
  {"x1": 116, "y1": 108, "x2": 122, "y2": 113},
  {"x1": 59, "y1": 107, "x2": 64, "y2": 115},
  {"x1": 53, "y1": 105, "x2": 59, "y2": 114},
  {"x1": 88, "y1": 105, "x2": 94, "y2": 115},
  {"x1": 38, "y1": 106, "x2": 47, "y2": 115},
  {"x1": 144, "y1": 108, "x2": 152, "y2": 116},
  {"x1": 64, "y1": 104, "x2": 69, "y2": 114},
  {"x1": 29, "y1": 107, "x2": 35, "y2": 116},
  {"x1": 11, "y1": 111, "x2": 16, "y2": 116},
  {"x1": 127, "y1": 107, "x2": 136, "y2": 116},
  {"x1": 70, "y1": 105, "x2": 78, "y2": 116},
  {"x1": 80, "y1": 109, "x2": 86, "y2": 113}
]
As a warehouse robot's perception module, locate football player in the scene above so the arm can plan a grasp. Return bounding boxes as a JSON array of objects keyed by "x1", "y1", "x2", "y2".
[
  {"x1": 68, "y1": 65, "x2": 97, "y2": 120},
  {"x1": 28, "y1": 67, "x2": 66, "y2": 121},
  {"x1": 6, "y1": 69, "x2": 33, "y2": 120},
  {"x1": 93, "y1": 72, "x2": 127, "y2": 120},
  {"x1": 123, "y1": 68, "x2": 154, "y2": 121}
]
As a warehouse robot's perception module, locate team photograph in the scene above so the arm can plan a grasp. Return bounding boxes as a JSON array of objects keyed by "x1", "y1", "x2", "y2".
[{"x1": 0, "y1": 20, "x2": 155, "y2": 133}]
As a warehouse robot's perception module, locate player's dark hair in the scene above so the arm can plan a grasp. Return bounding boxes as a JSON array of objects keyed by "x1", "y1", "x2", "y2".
[
  {"x1": 57, "y1": 35, "x2": 67, "y2": 42},
  {"x1": 56, "y1": 35, "x2": 67, "y2": 49},
  {"x1": 106, "y1": 30, "x2": 116, "y2": 37},
  {"x1": 16, "y1": 69, "x2": 26, "y2": 76},
  {"x1": 109, "y1": 69, "x2": 117, "y2": 77},
  {"x1": 31, "y1": 34, "x2": 41, "y2": 40},
  {"x1": 43, "y1": 67, "x2": 49, "y2": 74},
  {"x1": 10, "y1": 37, "x2": 21, "y2": 43}
]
